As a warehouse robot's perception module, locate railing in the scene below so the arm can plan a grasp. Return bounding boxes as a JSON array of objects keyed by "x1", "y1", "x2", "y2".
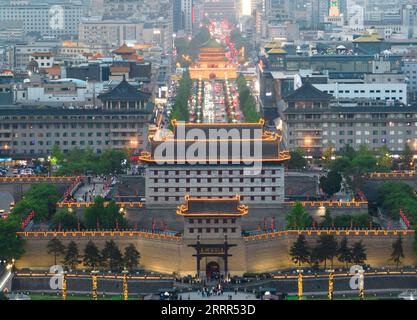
[
  {"x1": 14, "y1": 272, "x2": 174, "y2": 280},
  {"x1": 56, "y1": 201, "x2": 146, "y2": 208},
  {"x1": 0, "y1": 176, "x2": 80, "y2": 182},
  {"x1": 61, "y1": 176, "x2": 82, "y2": 201},
  {"x1": 285, "y1": 200, "x2": 368, "y2": 207},
  {"x1": 16, "y1": 230, "x2": 182, "y2": 242},
  {"x1": 399, "y1": 209, "x2": 411, "y2": 229},
  {"x1": 272, "y1": 270, "x2": 417, "y2": 280},
  {"x1": 243, "y1": 229, "x2": 414, "y2": 241},
  {"x1": 367, "y1": 172, "x2": 417, "y2": 178},
  {"x1": 21, "y1": 210, "x2": 35, "y2": 231}
]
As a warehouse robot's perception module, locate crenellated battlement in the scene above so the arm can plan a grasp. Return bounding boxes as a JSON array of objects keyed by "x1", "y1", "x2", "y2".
[{"x1": 243, "y1": 229, "x2": 414, "y2": 241}]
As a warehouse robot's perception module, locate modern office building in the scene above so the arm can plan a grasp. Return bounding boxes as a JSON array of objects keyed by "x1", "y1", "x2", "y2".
[
  {"x1": 0, "y1": 2, "x2": 85, "y2": 37},
  {"x1": 182, "y1": 0, "x2": 193, "y2": 33}
]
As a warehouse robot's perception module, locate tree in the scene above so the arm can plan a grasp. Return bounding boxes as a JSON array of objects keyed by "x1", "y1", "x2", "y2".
[
  {"x1": 12, "y1": 183, "x2": 60, "y2": 221},
  {"x1": 376, "y1": 145, "x2": 392, "y2": 172},
  {"x1": 83, "y1": 197, "x2": 128, "y2": 230},
  {"x1": 289, "y1": 234, "x2": 310, "y2": 267},
  {"x1": 63, "y1": 241, "x2": 80, "y2": 270},
  {"x1": 51, "y1": 209, "x2": 78, "y2": 230},
  {"x1": 83, "y1": 241, "x2": 102, "y2": 270},
  {"x1": 314, "y1": 234, "x2": 338, "y2": 269},
  {"x1": 401, "y1": 142, "x2": 414, "y2": 170},
  {"x1": 102, "y1": 240, "x2": 123, "y2": 272},
  {"x1": 287, "y1": 148, "x2": 307, "y2": 170},
  {"x1": 337, "y1": 237, "x2": 352, "y2": 267},
  {"x1": 46, "y1": 238, "x2": 66, "y2": 265},
  {"x1": 236, "y1": 75, "x2": 260, "y2": 123},
  {"x1": 97, "y1": 149, "x2": 128, "y2": 175},
  {"x1": 391, "y1": 236, "x2": 404, "y2": 270},
  {"x1": 319, "y1": 171, "x2": 342, "y2": 197},
  {"x1": 285, "y1": 202, "x2": 313, "y2": 229},
  {"x1": 329, "y1": 156, "x2": 351, "y2": 175},
  {"x1": 339, "y1": 144, "x2": 356, "y2": 160},
  {"x1": 0, "y1": 219, "x2": 25, "y2": 263},
  {"x1": 322, "y1": 144, "x2": 335, "y2": 169},
  {"x1": 351, "y1": 241, "x2": 367, "y2": 265},
  {"x1": 376, "y1": 182, "x2": 417, "y2": 220},
  {"x1": 320, "y1": 208, "x2": 333, "y2": 229},
  {"x1": 50, "y1": 144, "x2": 64, "y2": 163},
  {"x1": 123, "y1": 244, "x2": 141, "y2": 270}
]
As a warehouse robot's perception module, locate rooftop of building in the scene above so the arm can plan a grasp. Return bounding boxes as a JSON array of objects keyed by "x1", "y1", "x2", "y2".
[
  {"x1": 112, "y1": 43, "x2": 136, "y2": 55},
  {"x1": 176, "y1": 195, "x2": 249, "y2": 217},
  {"x1": 283, "y1": 103, "x2": 417, "y2": 114},
  {"x1": 139, "y1": 120, "x2": 290, "y2": 164},
  {"x1": 0, "y1": 105, "x2": 154, "y2": 116},
  {"x1": 97, "y1": 76, "x2": 151, "y2": 101},
  {"x1": 284, "y1": 82, "x2": 333, "y2": 102}
]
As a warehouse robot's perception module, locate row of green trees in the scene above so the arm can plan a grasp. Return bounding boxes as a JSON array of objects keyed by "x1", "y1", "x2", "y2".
[
  {"x1": 290, "y1": 233, "x2": 405, "y2": 269},
  {"x1": 51, "y1": 146, "x2": 129, "y2": 176},
  {"x1": 285, "y1": 203, "x2": 374, "y2": 230},
  {"x1": 236, "y1": 75, "x2": 261, "y2": 123},
  {"x1": 1, "y1": 184, "x2": 131, "y2": 263},
  {"x1": 290, "y1": 234, "x2": 367, "y2": 269},
  {"x1": 320, "y1": 209, "x2": 374, "y2": 229},
  {"x1": 47, "y1": 238, "x2": 140, "y2": 272},
  {"x1": 376, "y1": 182, "x2": 417, "y2": 223},
  {"x1": 0, "y1": 183, "x2": 65, "y2": 263},
  {"x1": 288, "y1": 143, "x2": 414, "y2": 187},
  {"x1": 51, "y1": 196, "x2": 129, "y2": 230},
  {"x1": 169, "y1": 70, "x2": 192, "y2": 126}
]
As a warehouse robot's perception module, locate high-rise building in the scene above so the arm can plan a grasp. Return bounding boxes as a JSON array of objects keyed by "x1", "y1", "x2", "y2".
[
  {"x1": 173, "y1": 0, "x2": 183, "y2": 33},
  {"x1": 310, "y1": 0, "x2": 330, "y2": 28},
  {"x1": 347, "y1": 0, "x2": 365, "y2": 31},
  {"x1": 0, "y1": 1, "x2": 85, "y2": 37},
  {"x1": 182, "y1": 0, "x2": 193, "y2": 33}
]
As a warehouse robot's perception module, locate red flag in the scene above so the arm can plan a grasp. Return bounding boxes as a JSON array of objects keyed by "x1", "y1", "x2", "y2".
[{"x1": 152, "y1": 217, "x2": 156, "y2": 232}]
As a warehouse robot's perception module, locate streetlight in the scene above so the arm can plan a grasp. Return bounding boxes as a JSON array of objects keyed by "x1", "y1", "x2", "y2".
[
  {"x1": 358, "y1": 269, "x2": 365, "y2": 300},
  {"x1": 122, "y1": 267, "x2": 129, "y2": 301},
  {"x1": 327, "y1": 269, "x2": 334, "y2": 300},
  {"x1": 297, "y1": 269, "x2": 303, "y2": 300},
  {"x1": 91, "y1": 270, "x2": 99, "y2": 300},
  {"x1": 62, "y1": 271, "x2": 67, "y2": 301}
]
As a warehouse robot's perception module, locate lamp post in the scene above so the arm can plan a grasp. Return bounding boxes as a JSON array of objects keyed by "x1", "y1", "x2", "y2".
[
  {"x1": 62, "y1": 271, "x2": 67, "y2": 301},
  {"x1": 358, "y1": 269, "x2": 365, "y2": 300},
  {"x1": 91, "y1": 270, "x2": 99, "y2": 300},
  {"x1": 122, "y1": 267, "x2": 129, "y2": 301},
  {"x1": 297, "y1": 269, "x2": 303, "y2": 300},
  {"x1": 327, "y1": 269, "x2": 334, "y2": 300}
]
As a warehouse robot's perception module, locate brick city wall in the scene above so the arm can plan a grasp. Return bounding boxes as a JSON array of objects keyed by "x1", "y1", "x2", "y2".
[
  {"x1": 16, "y1": 230, "x2": 417, "y2": 276},
  {"x1": 245, "y1": 230, "x2": 417, "y2": 273}
]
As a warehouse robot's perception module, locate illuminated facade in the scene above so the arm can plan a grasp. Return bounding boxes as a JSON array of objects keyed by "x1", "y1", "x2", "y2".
[
  {"x1": 140, "y1": 120, "x2": 290, "y2": 207},
  {"x1": 189, "y1": 40, "x2": 237, "y2": 80}
]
